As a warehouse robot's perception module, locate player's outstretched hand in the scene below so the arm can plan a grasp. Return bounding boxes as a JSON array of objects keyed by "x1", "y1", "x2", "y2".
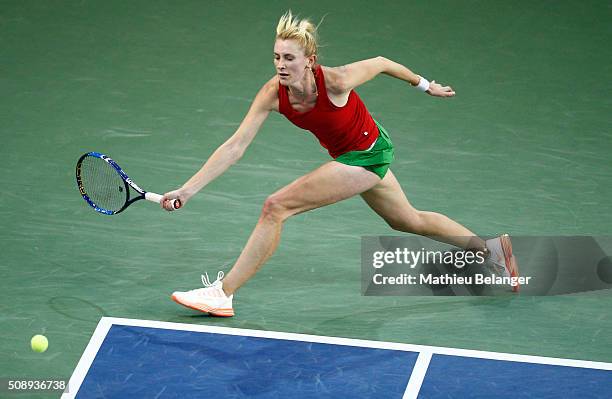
[
  {"x1": 427, "y1": 80, "x2": 456, "y2": 97},
  {"x1": 161, "y1": 189, "x2": 188, "y2": 212}
]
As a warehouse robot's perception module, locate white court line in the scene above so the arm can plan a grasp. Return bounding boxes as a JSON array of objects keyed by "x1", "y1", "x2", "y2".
[
  {"x1": 403, "y1": 351, "x2": 432, "y2": 399},
  {"x1": 61, "y1": 318, "x2": 112, "y2": 399},
  {"x1": 65, "y1": 317, "x2": 612, "y2": 397}
]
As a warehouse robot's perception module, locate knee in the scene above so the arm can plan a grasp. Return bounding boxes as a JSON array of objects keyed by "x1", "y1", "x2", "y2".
[
  {"x1": 261, "y1": 194, "x2": 290, "y2": 222},
  {"x1": 388, "y1": 210, "x2": 428, "y2": 235}
]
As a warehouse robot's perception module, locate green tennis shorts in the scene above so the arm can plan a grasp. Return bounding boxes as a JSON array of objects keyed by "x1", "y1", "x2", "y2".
[{"x1": 334, "y1": 120, "x2": 395, "y2": 179}]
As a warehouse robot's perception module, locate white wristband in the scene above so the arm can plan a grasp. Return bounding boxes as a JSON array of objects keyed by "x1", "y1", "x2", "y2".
[{"x1": 415, "y1": 76, "x2": 430, "y2": 92}]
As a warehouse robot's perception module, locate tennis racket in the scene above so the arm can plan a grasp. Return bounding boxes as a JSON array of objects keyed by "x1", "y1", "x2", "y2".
[{"x1": 76, "y1": 152, "x2": 181, "y2": 215}]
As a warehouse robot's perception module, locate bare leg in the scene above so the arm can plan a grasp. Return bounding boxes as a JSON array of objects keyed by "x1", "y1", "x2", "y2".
[
  {"x1": 360, "y1": 170, "x2": 486, "y2": 250},
  {"x1": 222, "y1": 162, "x2": 381, "y2": 295}
]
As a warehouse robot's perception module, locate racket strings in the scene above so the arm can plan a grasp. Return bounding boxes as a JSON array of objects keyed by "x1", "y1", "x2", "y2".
[{"x1": 79, "y1": 156, "x2": 127, "y2": 212}]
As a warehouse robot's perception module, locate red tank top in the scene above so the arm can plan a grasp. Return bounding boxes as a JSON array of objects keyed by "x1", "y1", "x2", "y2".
[{"x1": 278, "y1": 65, "x2": 379, "y2": 159}]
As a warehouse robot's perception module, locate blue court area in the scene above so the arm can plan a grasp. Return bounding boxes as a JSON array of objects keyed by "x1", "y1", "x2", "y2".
[
  {"x1": 63, "y1": 318, "x2": 612, "y2": 398},
  {"x1": 421, "y1": 355, "x2": 612, "y2": 399}
]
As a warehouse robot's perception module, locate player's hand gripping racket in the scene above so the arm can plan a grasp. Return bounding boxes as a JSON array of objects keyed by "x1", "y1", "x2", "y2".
[{"x1": 76, "y1": 152, "x2": 181, "y2": 215}]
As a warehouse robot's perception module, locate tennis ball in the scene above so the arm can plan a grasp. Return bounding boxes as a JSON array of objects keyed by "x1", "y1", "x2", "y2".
[{"x1": 31, "y1": 335, "x2": 48, "y2": 353}]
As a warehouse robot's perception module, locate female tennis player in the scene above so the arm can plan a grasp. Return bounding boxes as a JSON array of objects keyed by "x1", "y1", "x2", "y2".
[{"x1": 163, "y1": 11, "x2": 519, "y2": 316}]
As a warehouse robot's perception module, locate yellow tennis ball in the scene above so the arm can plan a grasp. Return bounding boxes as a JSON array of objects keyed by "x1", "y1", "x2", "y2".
[{"x1": 31, "y1": 335, "x2": 48, "y2": 353}]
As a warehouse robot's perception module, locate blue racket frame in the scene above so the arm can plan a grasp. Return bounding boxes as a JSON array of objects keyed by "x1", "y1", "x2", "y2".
[{"x1": 76, "y1": 152, "x2": 147, "y2": 215}]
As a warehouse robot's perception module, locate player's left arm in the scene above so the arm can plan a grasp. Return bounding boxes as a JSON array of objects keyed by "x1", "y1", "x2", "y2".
[{"x1": 329, "y1": 56, "x2": 455, "y2": 97}]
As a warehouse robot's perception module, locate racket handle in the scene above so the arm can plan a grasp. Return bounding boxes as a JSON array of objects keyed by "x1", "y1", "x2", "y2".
[{"x1": 145, "y1": 192, "x2": 182, "y2": 210}]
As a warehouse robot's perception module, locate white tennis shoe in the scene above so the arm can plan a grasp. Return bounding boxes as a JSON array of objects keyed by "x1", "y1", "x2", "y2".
[
  {"x1": 171, "y1": 271, "x2": 234, "y2": 317},
  {"x1": 486, "y1": 234, "x2": 520, "y2": 292}
]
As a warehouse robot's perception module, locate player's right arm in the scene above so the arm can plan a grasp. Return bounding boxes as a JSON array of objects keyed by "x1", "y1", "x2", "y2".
[{"x1": 161, "y1": 77, "x2": 279, "y2": 210}]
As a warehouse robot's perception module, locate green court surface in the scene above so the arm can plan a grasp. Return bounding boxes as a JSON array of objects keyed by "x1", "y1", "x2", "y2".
[{"x1": 1, "y1": 0, "x2": 611, "y2": 396}]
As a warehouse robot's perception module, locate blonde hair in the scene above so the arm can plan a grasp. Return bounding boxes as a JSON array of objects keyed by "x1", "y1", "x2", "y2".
[{"x1": 276, "y1": 10, "x2": 319, "y2": 57}]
